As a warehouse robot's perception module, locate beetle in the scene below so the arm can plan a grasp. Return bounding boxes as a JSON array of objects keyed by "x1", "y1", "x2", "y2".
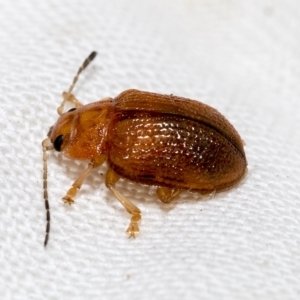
[{"x1": 42, "y1": 51, "x2": 247, "y2": 246}]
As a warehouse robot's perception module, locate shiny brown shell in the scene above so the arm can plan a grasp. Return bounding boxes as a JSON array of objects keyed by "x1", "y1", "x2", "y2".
[{"x1": 107, "y1": 89, "x2": 247, "y2": 193}]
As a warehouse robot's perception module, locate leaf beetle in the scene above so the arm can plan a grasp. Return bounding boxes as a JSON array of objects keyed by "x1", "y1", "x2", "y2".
[{"x1": 42, "y1": 52, "x2": 247, "y2": 246}]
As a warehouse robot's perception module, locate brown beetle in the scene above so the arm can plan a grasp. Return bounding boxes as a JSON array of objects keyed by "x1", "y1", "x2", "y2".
[{"x1": 42, "y1": 52, "x2": 247, "y2": 246}]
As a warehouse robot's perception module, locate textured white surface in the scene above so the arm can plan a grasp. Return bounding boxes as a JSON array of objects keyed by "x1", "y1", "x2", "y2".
[{"x1": 1, "y1": 1, "x2": 300, "y2": 299}]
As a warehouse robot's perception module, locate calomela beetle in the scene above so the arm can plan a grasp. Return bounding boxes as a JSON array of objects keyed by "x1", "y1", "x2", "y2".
[{"x1": 42, "y1": 52, "x2": 247, "y2": 246}]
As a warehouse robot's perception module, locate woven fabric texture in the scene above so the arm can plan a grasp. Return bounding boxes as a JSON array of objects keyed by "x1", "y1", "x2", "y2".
[{"x1": 1, "y1": 1, "x2": 300, "y2": 299}]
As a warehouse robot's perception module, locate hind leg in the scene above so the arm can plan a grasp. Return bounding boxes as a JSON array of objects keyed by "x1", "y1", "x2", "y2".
[{"x1": 156, "y1": 187, "x2": 182, "y2": 203}]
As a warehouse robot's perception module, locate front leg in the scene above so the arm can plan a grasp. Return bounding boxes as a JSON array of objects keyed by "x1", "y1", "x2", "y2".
[
  {"x1": 105, "y1": 167, "x2": 141, "y2": 238},
  {"x1": 63, "y1": 155, "x2": 106, "y2": 204}
]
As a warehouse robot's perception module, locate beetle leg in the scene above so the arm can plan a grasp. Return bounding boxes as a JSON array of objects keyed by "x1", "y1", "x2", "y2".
[
  {"x1": 156, "y1": 187, "x2": 182, "y2": 203},
  {"x1": 105, "y1": 167, "x2": 141, "y2": 238},
  {"x1": 62, "y1": 155, "x2": 106, "y2": 204}
]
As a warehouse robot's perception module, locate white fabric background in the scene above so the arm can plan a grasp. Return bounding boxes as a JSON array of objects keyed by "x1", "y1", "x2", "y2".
[{"x1": 1, "y1": 1, "x2": 300, "y2": 299}]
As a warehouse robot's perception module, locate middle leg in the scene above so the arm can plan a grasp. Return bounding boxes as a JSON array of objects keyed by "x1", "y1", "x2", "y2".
[{"x1": 105, "y1": 167, "x2": 141, "y2": 237}]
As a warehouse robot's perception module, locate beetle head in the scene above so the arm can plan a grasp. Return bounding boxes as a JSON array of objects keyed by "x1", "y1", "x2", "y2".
[{"x1": 47, "y1": 107, "x2": 78, "y2": 152}]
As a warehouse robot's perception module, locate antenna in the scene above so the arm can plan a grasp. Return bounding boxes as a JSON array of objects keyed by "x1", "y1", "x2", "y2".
[
  {"x1": 57, "y1": 51, "x2": 97, "y2": 115},
  {"x1": 68, "y1": 51, "x2": 97, "y2": 95},
  {"x1": 42, "y1": 138, "x2": 53, "y2": 247}
]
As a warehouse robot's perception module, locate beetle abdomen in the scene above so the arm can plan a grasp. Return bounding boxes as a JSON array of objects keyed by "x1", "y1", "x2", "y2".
[{"x1": 107, "y1": 111, "x2": 246, "y2": 192}]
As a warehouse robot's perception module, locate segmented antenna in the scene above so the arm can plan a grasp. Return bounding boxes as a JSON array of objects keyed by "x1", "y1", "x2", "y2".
[
  {"x1": 42, "y1": 138, "x2": 53, "y2": 247},
  {"x1": 57, "y1": 51, "x2": 97, "y2": 115},
  {"x1": 67, "y1": 51, "x2": 97, "y2": 95}
]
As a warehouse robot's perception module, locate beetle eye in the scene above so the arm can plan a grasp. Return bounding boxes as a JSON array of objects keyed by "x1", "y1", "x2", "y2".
[
  {"x1": 68, "y1": 108, "x2": 76, "y2": 112},
  {"x1": 53, "y1": 135, "x2": 64, "y2": 151}
]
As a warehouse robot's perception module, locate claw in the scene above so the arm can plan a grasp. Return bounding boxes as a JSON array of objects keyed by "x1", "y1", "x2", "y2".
[
  {"x1": 126, "y1": 213, "x2": 140, "y2": 238},
  {"x1": 62, "y1": 196, "x2": 74, "y2": 205},
  {"x1": 126, "y1": 225, "x2": 139, "y2": 238}
]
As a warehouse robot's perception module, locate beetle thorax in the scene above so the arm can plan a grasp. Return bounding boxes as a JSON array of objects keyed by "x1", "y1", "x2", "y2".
[{"x1": 49, "y1": 101, "x2": 114, "y2": 160}]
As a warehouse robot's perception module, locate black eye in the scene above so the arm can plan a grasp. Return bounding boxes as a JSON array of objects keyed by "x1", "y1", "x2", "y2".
[
  {"x1": 53, "y1": 135, "x2": 64, "y2": 151},
  {"x1": 68, "y1": 108, "x2": 76, "y2": 112}
]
